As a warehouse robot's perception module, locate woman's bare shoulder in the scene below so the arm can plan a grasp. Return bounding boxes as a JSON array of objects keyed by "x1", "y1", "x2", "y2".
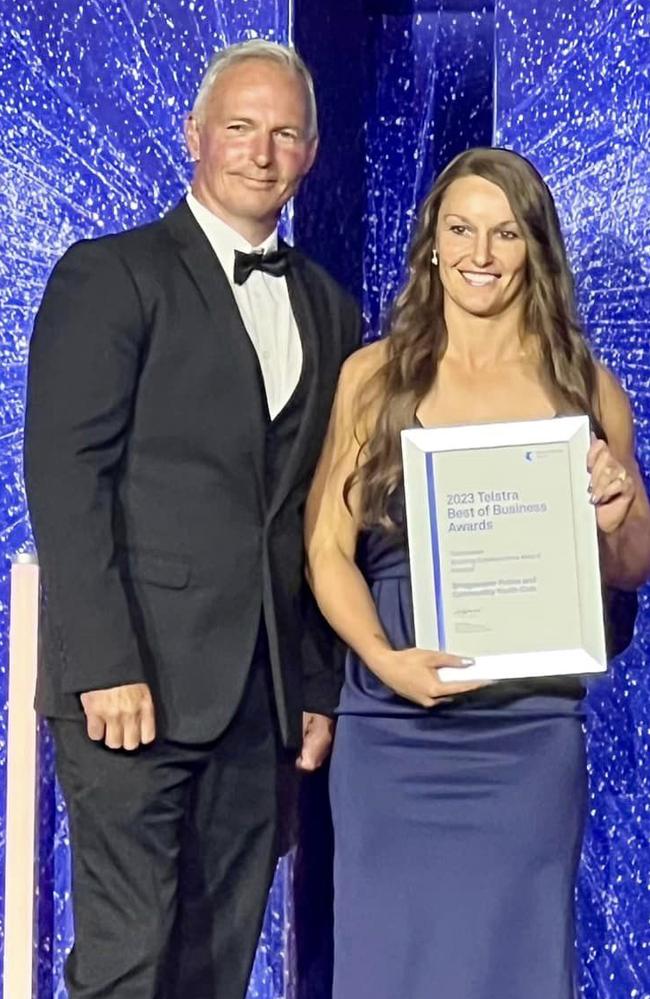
[
  {"x1": 328, "y1": 338, "x2": 390, "y2": 442},
  {"x1": 338, "y1": 337, "x2": 390, "y2": 392},
  {"x1": 594, "y1": 361, "x2": 635, "y2": 450},
  {"x1": 595, "y1": 361, "x2": 634, "y2": 425}
]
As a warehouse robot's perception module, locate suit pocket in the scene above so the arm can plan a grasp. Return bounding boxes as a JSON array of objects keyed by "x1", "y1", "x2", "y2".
[{"x1": 118, "y1": 549, "x2": 190, "y2": 589}]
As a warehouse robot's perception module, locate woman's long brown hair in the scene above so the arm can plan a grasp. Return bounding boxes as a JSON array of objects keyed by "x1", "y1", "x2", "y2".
[{"x1": 346, "y1": 147, "x2": 602, "y2": 530}]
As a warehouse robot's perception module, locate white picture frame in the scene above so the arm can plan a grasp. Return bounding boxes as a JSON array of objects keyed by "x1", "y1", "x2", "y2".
[{"x1": 401, "y1": 416, "x2": 607, "y2": 681}]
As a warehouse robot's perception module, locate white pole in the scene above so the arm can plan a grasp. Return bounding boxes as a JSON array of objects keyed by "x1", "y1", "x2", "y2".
[{"x1": 4, "y1": 553, "x2": 40, "y2": 999}]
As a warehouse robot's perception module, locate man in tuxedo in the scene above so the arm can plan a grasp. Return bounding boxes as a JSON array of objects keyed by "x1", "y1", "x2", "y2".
[{"x1": 24, "y1": 39, "x2": 360, "y2": 999}]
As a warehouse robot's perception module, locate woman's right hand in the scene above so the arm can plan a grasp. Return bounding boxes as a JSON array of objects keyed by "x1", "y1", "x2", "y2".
[{"x1": 370, "y1": 647, "x2": 487, "y2": 707}]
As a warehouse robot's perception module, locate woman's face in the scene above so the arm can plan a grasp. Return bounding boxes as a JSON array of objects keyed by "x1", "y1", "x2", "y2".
[{"x1": 435, "y1": 174, "x2": 528, "y2": 319}]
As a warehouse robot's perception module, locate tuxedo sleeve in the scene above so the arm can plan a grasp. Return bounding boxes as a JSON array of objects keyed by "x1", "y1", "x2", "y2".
[
  {"x1": 300, "y1": 587, "x2": 347, "y2": 716},
  {"x1": 301, "y1": 294, "x2": 363, "y2": 715},
  {"x1": 24, "y1": 239, "x2": 147, "y2": 694}
]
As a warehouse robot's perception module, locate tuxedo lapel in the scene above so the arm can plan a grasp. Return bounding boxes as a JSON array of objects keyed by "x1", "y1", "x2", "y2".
[
  {"x1": 163, "y1": 202, "x2": 268, "y2": 490},
  {"x1": 266, "y1": 249, "x2": 323, "y2": 521},
  {"x1": 163, "y1": 204, "x2": 326, "y2": 522}
]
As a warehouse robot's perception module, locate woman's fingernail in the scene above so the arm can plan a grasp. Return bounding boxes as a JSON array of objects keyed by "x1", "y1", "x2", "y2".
[{"x1": 461, "y1": 657, "x2": 475, "y2": 666}]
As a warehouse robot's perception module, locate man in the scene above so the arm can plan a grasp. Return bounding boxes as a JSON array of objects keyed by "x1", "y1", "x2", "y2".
[{"x1": 24, "y1": 40, "x2": 360, "y2": 999}]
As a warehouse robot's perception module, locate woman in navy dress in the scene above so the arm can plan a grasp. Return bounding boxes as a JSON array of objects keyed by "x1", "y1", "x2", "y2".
[{"x1": 305, "y1": 148, "x2": 650, "y2": 999}]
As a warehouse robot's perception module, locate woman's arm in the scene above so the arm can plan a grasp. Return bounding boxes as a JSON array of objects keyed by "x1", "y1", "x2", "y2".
[
  {"x1": 305, "y1": 344, "x2": 389, "y2": 666},
  {"x1": 590, "y1": 365, "x2": 650, "y2": 589},
  {"x1": 305, "y1": 343, "x2": 481, "y2": 707}
]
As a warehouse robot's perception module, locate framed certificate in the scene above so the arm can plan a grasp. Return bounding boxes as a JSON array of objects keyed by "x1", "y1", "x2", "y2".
[{"x1": 401, "y1": 416, "x2": 607, "y2": 681}]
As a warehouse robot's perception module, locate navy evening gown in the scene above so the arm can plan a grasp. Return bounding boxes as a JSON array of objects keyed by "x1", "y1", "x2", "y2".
[{"x1": 329, "y1": 503, "x2": 586, "y2": 999}]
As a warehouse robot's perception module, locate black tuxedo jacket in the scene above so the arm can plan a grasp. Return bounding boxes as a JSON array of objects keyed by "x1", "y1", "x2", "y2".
[{"x1": 24, "y1": 200, "x2": 360, "y2": 746}]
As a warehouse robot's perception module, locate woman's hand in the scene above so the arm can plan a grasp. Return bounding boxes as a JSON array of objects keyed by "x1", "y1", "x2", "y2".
[
  {"x1": 587, "y1": 435, "x2": 636, "y2": 535},
  {"x1": 370, "y1": 647, "x2": 487, "y2": 708}
]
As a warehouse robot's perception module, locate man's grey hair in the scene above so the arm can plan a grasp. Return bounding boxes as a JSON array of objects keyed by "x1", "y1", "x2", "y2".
[{"x1": 191, "y1": 39, "x2": 318, "y2": 140}]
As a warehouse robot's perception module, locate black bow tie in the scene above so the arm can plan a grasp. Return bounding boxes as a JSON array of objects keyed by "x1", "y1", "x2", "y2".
[{"x1": 233, "y1": 247, "x2": 290, "y2": 286}]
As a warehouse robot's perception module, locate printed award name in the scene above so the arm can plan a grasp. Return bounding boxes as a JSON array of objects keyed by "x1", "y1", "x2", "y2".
[{"x1": 445, "y1": 489, "x2": 549, "y2": 533}]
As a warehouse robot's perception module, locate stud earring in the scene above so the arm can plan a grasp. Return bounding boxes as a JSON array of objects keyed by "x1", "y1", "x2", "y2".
[{"x1": 431, "y1": 248, "x2": 438, "y2": 266}]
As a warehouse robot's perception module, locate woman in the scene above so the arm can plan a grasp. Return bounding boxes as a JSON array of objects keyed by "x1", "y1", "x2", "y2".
[{"x1": 305, "y1": 148, "x2": 650, "y2": 999}]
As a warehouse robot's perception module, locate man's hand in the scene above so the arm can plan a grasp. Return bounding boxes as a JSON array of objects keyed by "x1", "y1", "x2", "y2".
[
  {"x1": 80, "y1": 683, "x2": 156, "y2": 751},
  {"x1": 296, "y1": 712, "x2": 334, "y2": 772}
]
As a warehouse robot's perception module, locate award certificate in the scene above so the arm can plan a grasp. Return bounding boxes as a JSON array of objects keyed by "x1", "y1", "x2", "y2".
[{"x1": 401, "y1": 416, "x2": 607, "y2": 681}]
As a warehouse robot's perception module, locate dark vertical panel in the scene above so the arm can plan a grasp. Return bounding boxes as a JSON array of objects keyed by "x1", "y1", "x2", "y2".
[
  {"x1": 295, "y1": 0, "x2": 494, "y2": 329},
  {"x1": 362, "y1": 3, "x2": 494, "y2": 332},
  {"x1": 294, "y1": 0, "x2": 369, "y2": 304}
]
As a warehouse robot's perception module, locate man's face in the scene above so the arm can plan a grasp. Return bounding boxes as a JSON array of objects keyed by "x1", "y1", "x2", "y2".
[{"x1": 185, "y1": 58, "x2": 318, "y2": 241}]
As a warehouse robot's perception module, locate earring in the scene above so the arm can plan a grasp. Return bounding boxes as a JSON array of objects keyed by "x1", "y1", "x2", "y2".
[{"x1": 431, "y1": 248, "x2": 438, "y2": 266}]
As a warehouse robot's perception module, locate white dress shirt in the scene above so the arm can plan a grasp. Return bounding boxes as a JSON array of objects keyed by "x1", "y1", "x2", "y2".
[{"x1": 186, "y1": 191, "x2": 302, "y2": 420}]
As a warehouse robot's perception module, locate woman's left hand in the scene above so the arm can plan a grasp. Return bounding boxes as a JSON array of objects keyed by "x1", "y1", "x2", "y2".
[{"x1": 587, "y1": 436, "x2": 636, "y2": 534}]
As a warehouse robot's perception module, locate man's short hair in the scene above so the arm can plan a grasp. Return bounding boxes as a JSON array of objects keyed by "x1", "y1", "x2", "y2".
[{"x1": 191, "y1": 39, "x2": 318, "y2": 140}]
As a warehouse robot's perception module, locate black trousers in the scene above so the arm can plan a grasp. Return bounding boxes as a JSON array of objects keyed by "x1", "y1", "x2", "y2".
[{"x1": 50, "y1": 639, "x2": 288, "y2": 999}]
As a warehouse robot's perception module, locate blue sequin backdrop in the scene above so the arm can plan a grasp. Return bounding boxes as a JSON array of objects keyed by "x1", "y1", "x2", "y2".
[
  {"x1": 495, "y1": 3, "x2": 650, "y2": 995},
  {"x1": 0, "y1": 1, "x2": 648, "y2": 996}
]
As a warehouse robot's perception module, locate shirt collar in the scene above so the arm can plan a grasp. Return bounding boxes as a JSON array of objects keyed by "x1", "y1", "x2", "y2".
[{"x1": 186, "y1": 191, "x2": 278, "y2": 276}]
